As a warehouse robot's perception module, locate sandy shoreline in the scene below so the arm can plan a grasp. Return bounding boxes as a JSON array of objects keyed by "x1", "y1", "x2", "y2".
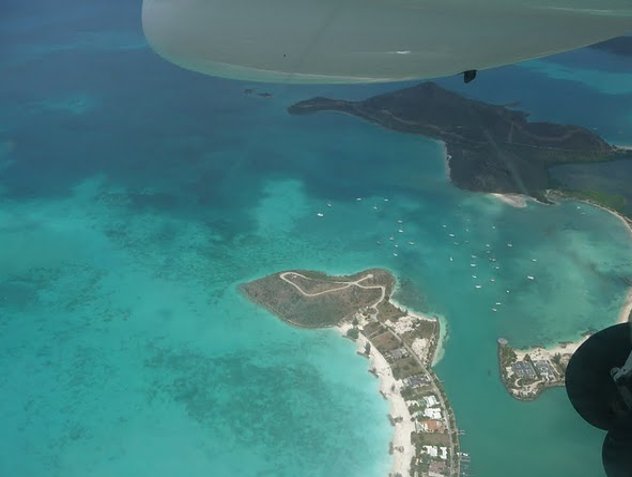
[
  {"x1": 584, "y1": 200, "x2": 632, "y2": 240},
  {"x1": 507, "y1": 194, "x2": 632, "y2": 347},
  {"x1": 536, "y1": 286, "x2": 631, "y2": 356},
  {"x1": 618, "y1": 287, "x2": 632, "y2": 324},
  {"x1": 531, "y1": 284, "x2": 631, "y2": 359},
  {"x1": 440, "y1": 142, "x2": 451, "y2": 178},
  {"x1": 533, "y1": 336, "x2": 589, "y2": 358},
  {"x1": 336, "y1": 299, "x2": 448, "y2": 477},
  {"x1": 336, "y1": 324, "x2": 415, "y2": 477},
  {"x1": 490, "y1": 192, "x2": 528, "y2": 208},
  {"x1": 580, "y1": 202, "x2": 632, "y2": 326},
  {"x1": 389, "y1": 294, "x2": 447, "y2": 367}
]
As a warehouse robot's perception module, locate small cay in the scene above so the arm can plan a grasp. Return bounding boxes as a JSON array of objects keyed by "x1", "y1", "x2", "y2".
[{"x1": 241, "y1": 268, "x2": 465, "y2": 477}]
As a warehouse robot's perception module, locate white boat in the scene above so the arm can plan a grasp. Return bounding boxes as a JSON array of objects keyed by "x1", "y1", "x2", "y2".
[{"x1": 317, "y1": 212, "x2": 324, "y2": 217}]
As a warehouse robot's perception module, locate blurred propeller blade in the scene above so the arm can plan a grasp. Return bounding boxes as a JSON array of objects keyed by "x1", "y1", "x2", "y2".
[{"x1": 566, "y1": 324, "x2": 631, "y2": 430}]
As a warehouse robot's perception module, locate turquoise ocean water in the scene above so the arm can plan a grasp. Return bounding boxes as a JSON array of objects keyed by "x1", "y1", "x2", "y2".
[{"x1": 2, "y1": 2, "x2": 632, "y2": 476}]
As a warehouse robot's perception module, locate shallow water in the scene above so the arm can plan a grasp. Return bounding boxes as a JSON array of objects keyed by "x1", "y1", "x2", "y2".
[{"x1": 2, "y1": 2, "x2": 632, "y2": 477}]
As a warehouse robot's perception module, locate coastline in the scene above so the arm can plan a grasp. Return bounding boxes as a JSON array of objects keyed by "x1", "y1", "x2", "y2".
[
  {"x1": 337, "y1": 323, "x2": 416, "y2": 477},
  {"x1": 588, "y1": 201, "x2": 632, "y2": 240},
  {"x1": 243, "y1": 268, "x2": 461, "y2": 477},
  {"x1": 580, "y1": 199, "x2": 632, "y2": 325},
  {"x1": 489, "y1": 192, "x2": 528, "y2": 208},
  {"x1": 337, "y1": 297, "x2": 458, "y2": 477},
  {"x1": 440, "y1": 142, "x2": 451, "y2": 179},
  {"x1": 498, "y1": 190, "x2": 632, "y2": 327},
  {"x1": 498, "y1": 280, "x2": 632, "y2": 401},
  {"x1": 544, "y1": 189, "x2": 632, "y2": 237},
  {"x1": 564, "y1": 196, "x2": 632, "y2": 326},
  {"x1": 390, "y1": 297, "x2": 447, "y2": 367},
  {"x1": 618, "y1": 287, "x2": 632, "y2": 325}
]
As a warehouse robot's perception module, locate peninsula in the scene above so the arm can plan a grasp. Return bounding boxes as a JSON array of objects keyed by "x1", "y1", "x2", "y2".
[
  {"x1": 498, "y1": 288, "x2": 632, "y2": 401},
  {"x1": 241, "y1": 269, "x2": 466, "y2": 477},
  {"x1": 288, "y1": 82, "x2": 632, "y2": 206},
  {"x1": 497, "y1": 336, "x2": 588, "y2": 400}
]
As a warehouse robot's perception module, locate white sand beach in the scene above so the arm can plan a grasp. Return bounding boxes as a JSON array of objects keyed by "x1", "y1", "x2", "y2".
[
  {"x1": 359, "y1": 333, "x2": 416, "y2": 477},
  {"x1": 618, "y1": 287, "x2": 632, "y2": 324},
  {"x1": 490, "y1": 192, "x2": 528, "y2": 208},
  {"x1": 519, "y1": 338, "x2": 588, "y2": 362},
  {"x1": 584, "y1": 200, "x2": 632, "y2": 240},
  {"x1": 518, "y1": 285, "x2": 632, "y2": 361},
  {"x1": 390, "y1": 298, "x2": 447, "y2": 366},
  {"x1": 336, "y1": 324, "x2": 415, "y2": 477}
]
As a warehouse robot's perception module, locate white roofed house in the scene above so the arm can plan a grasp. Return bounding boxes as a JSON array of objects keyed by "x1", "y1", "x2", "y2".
[
  {"x1": 439, "y1": 446, "x2": 448, "y2": 460},
  {"x1": 422, "y1": 445, "x2": 439, "y2": 458},
  {"x1": 423, "y1": 395, "x2": 439, "y2": 407},
  {"x1": 423, "y1": 407, "x2": 442, "y2": 420}
]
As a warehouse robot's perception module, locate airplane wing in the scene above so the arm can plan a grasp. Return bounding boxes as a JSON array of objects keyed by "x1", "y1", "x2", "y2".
[{"x1": 142, "y1": 0, "x2": 632, "y2": 83}]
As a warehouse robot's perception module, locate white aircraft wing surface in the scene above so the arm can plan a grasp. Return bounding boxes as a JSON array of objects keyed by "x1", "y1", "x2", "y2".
[{"x1": 142, "y1": 0, "x2": 632, "y2": 83}]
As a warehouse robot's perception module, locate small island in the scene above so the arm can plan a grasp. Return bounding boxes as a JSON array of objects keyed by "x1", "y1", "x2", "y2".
[
  {"x1": 498, "y1": 290, "x2": 632, "y2": 401},
  {"x1": 288, "y1": 82, "x2": 632, "y2": 207},
  {"x1": 241, "y1": 269, "x2": 467, "y2": 477},
  {"x1": 497, "y1": 337, "x2": 589, "y2": 400}
]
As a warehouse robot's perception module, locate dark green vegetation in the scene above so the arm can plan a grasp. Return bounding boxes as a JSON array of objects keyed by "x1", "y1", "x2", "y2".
[
  {"x1": 243, "y1": 269, "x2": 460, "y2": 474},
  {"x1": 498, "y1": 343, "x2": 517, "y2": 369},
  {"x1": 289, "y1": 83, "x2": 632, "y2": 203},
  {"x1": 497, "y1": 342, "x2": 523, "y2": 393},
  {"x1": 552, "y1": 188, "x2": 628, "y2": 215},
  {"x1": 240, "y1": 268, "x2": 394, "y2": 328}
]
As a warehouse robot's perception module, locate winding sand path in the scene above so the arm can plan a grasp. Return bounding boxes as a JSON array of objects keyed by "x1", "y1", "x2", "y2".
[{"x1": 280, "y1": 272, "x2": 386, "y2": 310}]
